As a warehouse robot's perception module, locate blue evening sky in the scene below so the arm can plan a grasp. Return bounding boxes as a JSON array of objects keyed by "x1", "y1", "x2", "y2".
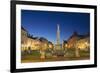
[{"x1": 21, "y1": 10, "x2": 90, "y2": 44}]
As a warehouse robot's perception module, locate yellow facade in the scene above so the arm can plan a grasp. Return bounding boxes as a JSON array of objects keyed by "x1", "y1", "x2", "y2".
[
  {"x1": 75, "y1": 37, "x2": 90, "y2": 51},
  {"x1": 21, "y1": 27, "x2": 52, "y2": 51}
]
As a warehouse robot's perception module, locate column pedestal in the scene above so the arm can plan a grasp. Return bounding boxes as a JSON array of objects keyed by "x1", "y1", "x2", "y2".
[
  {"x1": 75, "y1": 48, "x2": 80, "y2": 57},
  {"x1": 40, "y1": 51, "x2": 45, "y2": 59}
]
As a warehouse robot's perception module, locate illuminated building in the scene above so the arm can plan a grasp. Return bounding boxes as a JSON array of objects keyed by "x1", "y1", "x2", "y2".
[
  {"x1": 48, "y1": 41, "x2": 54, "y2": 49},
  {"x1": 21, "y1": 26, "x2": 28, "y2": 51},
  {"x1": 66, "y1": 32, "x2": 90, "y2": 50},
  {"x1": 63, "y1": 40, "x2": 68, "y2": 49},
  {"x1": 21, "y1": 26, "x2": 53, "y2": 52},
  {"x1": 75, "y1": 37, "x2": 90, "y2": 51}
]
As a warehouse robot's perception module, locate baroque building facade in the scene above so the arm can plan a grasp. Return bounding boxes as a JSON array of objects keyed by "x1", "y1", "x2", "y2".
[
  {"x1": 64, "y1": 32, "x2": 90, "y2": 51},
  {"x1": 21, "y1": 26, "x2": 53, "y2": 52}
]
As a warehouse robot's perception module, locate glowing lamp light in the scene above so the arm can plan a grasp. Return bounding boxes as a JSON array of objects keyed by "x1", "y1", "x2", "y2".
[
  {"x1": 65, "y1": 44, "x2": 67, "y2": 48},
  {"x1": 49, "y1": 44, "x2": 53, "y2": 48}
]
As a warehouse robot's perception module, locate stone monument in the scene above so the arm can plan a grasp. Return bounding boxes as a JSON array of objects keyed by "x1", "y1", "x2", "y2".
[{"x1": 55, "y1": 24, "x2": 61, "y2": 50}]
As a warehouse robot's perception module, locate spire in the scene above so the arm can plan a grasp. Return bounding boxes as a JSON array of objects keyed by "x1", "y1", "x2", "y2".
[{"x1": 57, "y1": 24, "x2": 60, "y2": 45}]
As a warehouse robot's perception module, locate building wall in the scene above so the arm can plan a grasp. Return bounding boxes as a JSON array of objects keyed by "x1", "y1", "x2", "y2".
[
  {"x1": 21, "y1": 27, "x2": 53, "y2": 51},
  {"x1": 67, "y1": 36, "x2": 78, "y2": 49},
  {"x1": 26, "y1": 38, "x2": 41, "y2": 50},
  {"x1": 66, "y1": 32, "x2": 90, "y2": 50},
  {"x1": 21, "y1": 29, "x2": 28, "y2": 44},
  {"x1": 21, "y1": 28, "x2": 28, "y2": 51},
  {"x1": 75, "y1": 37, "x2": 90, "y2": 51}
]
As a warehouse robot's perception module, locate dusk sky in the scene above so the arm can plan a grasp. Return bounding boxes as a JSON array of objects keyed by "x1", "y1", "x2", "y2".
[{"x1": 21, "y1": 10, "x2": 90, "y2": 44}]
